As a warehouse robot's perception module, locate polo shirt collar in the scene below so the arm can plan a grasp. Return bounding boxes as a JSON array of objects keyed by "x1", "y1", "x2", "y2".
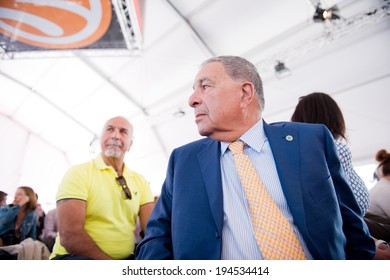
[{"x1": 94, "y1": 153, "x2": 131, "y2": 177}]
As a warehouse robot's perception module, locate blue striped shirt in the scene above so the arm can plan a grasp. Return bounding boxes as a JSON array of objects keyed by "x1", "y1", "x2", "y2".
[{"x1": 220, "y1": 119, "x2": 312, "y2": 259}]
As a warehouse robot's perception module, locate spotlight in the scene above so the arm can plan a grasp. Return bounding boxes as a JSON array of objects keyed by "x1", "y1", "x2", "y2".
[
  {"x1": 274, "y1": 61, "x2": 291, "y2": 79},
  {"x1": 313, "y1": 5, "x2": 340, "y2": 22}
]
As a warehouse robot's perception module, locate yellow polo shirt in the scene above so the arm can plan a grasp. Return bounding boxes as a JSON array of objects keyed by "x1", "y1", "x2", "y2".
[{"x1": 50, "y1": 153, "x2": 154, "y2": 259}]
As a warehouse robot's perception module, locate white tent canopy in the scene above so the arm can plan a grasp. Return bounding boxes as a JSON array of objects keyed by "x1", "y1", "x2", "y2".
[{"x1": 1, "y1": 0, "x2": 389, "y2": 210}]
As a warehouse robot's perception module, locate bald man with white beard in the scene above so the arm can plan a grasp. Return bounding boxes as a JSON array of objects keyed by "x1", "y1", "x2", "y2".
[{"x1": 51, "y1": 116, "x2": 154, "y2": 260}]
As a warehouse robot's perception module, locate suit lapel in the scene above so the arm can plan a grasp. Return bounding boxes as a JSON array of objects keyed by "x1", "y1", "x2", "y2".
[
  {"x1": 264, "y1": 122, "x2": 306, "y2": 227},
  {"x1": 194, "y1": 123, "x2": 307, "y2": 236},
  {"x1": 198, "y1": 140, "x2": 224, "y2": 233}
]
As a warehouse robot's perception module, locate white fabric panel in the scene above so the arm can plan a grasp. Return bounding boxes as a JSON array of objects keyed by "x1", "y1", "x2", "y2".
[
  {"x1": 0, "y1": 115, "x2": 29, "y2": 190},
  {"x1": 0, "y1": 115, "x2": 70, "y2": 210}
]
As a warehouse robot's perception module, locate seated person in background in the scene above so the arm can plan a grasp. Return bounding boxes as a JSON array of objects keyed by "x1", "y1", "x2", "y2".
[
  {"x1": 291, "y1": 92, "x2": 370, "y2": 215},
  {"x1": 0, "y1": 186, "x2": 38, "y2": 246},
  {"x1": 0, "y1": 190, "x2": 8, "y2": 246},
  {"x1": 365, "y1": 149, "x2": 390, "y2": 244},
  {"x1": 40, "y1": 208, "x2": 57, "y2": 252},
  {"x1": 35, "y1": 194, "x2": 46, "y2": 243},
  {"x1": 0, "y1": 191, "x2": 7, "y2": 207},
  {"x1": 291, "y1": 93, "x2": 389, "y2": 259},
  {"x1": 50, "y1": 116, "x2": 155, "y2": 260}
]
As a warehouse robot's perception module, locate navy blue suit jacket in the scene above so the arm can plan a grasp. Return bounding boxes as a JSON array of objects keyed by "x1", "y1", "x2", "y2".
[{"x1": 136, "y1": 121, "x2": 375, "y2": 260}]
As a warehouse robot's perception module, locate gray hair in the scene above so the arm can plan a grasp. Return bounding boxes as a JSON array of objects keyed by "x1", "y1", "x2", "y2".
[{"x1": 201, "y1": 56, "x2": 265, "y2": 110}]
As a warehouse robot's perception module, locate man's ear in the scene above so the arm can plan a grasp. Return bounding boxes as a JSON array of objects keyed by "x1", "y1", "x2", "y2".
[{"x1": 241, "y1": 82, "x2": 255, "y2": 108}]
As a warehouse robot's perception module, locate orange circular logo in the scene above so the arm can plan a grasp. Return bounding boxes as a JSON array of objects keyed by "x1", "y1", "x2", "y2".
[{"x1": 0, "y1": 0, "x2": 112, "y2": 49}]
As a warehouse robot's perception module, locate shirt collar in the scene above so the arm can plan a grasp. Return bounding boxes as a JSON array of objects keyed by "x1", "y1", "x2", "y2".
[
  {"x1": 94, "y1": 153, "x2": 109, "y2": 170},
  {"x1": 221, "y1": 118, "x2": 267, "y2": 156},
  {"x1": 94, "y1": 153, "x2": 130, "y2": 176}
]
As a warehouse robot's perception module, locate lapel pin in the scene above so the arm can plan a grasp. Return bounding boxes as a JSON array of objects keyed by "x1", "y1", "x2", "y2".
[{"x1": 285, "y1": 135, "x2": 293, "y2": 141}]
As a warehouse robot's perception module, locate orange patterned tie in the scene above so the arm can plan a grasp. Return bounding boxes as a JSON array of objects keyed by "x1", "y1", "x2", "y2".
[{"x1": 228, "y1": 141, "x2": 306, "y2": 260}]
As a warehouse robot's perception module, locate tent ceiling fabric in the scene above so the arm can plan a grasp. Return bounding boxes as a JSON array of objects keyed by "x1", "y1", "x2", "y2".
[{"x1": 0, "y1": 0, "x2": 389, "y2": 208}]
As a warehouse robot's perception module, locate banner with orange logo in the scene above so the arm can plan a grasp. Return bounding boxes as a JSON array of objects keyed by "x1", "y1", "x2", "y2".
[{"x1": 0, "y1": 0, "x2": 142, "y2": 53}]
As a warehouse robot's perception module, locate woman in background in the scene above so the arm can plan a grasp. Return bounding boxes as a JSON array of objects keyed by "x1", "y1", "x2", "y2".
[
  {"x1": 0, "y1": 186, "x2": 38, "y2": 246},
  {"x1": 291, "y1": 92, "x2": 370, "y2": 214},
  {"x1": 291, "y1": 92, "x2": 390, "y2": 259},
  {"x1": 364, "y1": 149, "x2": 390, "y2": 242}
]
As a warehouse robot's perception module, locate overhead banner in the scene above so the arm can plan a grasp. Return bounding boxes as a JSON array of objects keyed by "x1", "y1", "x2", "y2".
[{"x1": 0, "y1": 0, "x2": 142, "y2": 54}]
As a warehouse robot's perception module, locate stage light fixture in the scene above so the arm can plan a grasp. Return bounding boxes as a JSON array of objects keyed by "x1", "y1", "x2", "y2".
[
  {"x1": 274, "y1": 61, "x2": 291, "y2": 79},
  {"x1": 313, "y1": 5, "x2": 340, "y2": 22}
]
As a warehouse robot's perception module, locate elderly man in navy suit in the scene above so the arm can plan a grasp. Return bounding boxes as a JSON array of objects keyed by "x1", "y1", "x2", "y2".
[{"x1": 136, "y1": 56, "x2": 375, "y2": 260}]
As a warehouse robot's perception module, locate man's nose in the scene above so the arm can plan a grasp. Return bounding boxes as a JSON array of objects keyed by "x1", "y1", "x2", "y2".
[
  {"x1": 188, "y1": 90, "x2": 200, "y2": 108},
  {"x1": 111, "y1": 129, "x2": 120, "y2": 139}
]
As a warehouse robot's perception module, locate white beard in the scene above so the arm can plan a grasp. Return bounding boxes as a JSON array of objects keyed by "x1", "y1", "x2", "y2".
[
  {"x1": 104, "y1": 149, "x2": 122, "y2": 158},
  {"x1": 104, "y1": 139, "x2": 124, "y2": 158}
]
